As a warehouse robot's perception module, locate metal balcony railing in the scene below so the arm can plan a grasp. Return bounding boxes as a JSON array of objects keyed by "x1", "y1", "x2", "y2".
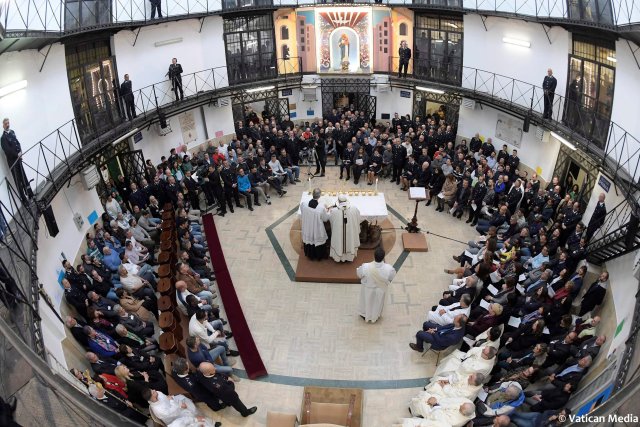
[{"x1": 1, "y1": 0, "x2": 640, "y2": 37}]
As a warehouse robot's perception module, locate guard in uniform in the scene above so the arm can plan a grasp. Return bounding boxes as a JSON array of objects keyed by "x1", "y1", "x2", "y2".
[
  {"x1": 196, "y1": 362, "x2": 257, "y2": 417},
  {"x1": 221, "y1": 160, "x2": 242, "y2": 212},
  {"x1": 542, "y1": 68, "x2": 557, "y2": 119},
  {"x1": 1, "y1": 118, "x2": 33, "y2": 202},
  {"x1": 167, "y1": 58, "x2": 184, "y2": 101},
  {"x1": 120, "y1": 74, "x2": 136, "y2": 120},
  {"x1": 391, "y1": 138, "x2": 407, "y2": 185},
  {"x1": 398, "y1": 40, "x2": 411, "y2": 78}
]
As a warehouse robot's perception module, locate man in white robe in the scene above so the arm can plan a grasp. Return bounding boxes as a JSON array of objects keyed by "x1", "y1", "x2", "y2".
[
  {"x1": 300, "y1": 188, "x2": 330, "y2": 260},
  {"x1": 357, "y1": 247, "x2": 396, "y2": 323},
  {"x1": 329, "y1": 195, "x2": 361, "y2": 262},
  {"x1": 426, "y1": 294, "x2": 472, "y2": 326},
  {"x1": 145, "y1": 389, "x2": 200, "y2": 425},
  {"x1": 434, "y1": 345, "x2": 497, "y2": 377},
  {"x1": 423, "y1": 372, "x2": 486, "y2": 400},
  {"x1": 405, "y1": 396, "x2": 475, "y2": 427}
]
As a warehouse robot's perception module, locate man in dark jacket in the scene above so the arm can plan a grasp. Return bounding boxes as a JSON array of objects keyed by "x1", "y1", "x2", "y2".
[
  {"x1": 579, "y1": 272, "x2": 608, "y2": 316},
  {"x1": 391, "y1": 138, "x2": 407, "y2": 185},
  {"x1": 196, "y1": 362, "x2": 257, "y2": 416},
  {"x1": 586, "y1": 193, "x2": 607, "y2": 241},
  {"x1": 468, "y1": 175, "x2": 488, "y2": 225},
  {"x1": 172, "y1": 358, "x2": 226, "y2": 414},
  {"x1": 2, "y1": 118, "x2": 33, "y2": 202},
  {"x1": 452, "y1": 179, "x2": 471, "y2": 219},
  {"x1": 409, "y1": 314, "x2": 467, "y2": 352},
  {"x1": 167, "y1": 58, "x2": 184, "y2": 101},
  {"x1": 398, "y1": 40, "x2": 411, "y2": 78},
  {"x1": 542, "y1": 68, "x2": 558, "y2": 119},
  {"x1": 120, "y1": 74, "x2": 136, "y2": 120}
]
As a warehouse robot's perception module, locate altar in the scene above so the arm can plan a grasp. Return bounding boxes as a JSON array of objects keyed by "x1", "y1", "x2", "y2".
[
  {"x1": 297, "y1": 192, "x2": 388, "y2": 222},
  {"x1": 294, "y1": 191, "x2": 394, "y2": 283}
]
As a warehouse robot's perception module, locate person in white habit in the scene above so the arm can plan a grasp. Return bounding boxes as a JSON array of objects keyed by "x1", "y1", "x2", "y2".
[
  {"x1": 329, "y1": 194, "x2": 361, "y2": 262},
  {"x1": 300, "y1": 188, "x2": 331, "y2": 260},
  {"x1": 434, "y1": 345, "x2": 498, "y2": 377},
  {"x1": 357, "y1": 247, "x2": 396, "y2": 323},
  {"x1": 144, "y1": 388, "x2": 217, "y2": 427},
  {"x1": 426, "y1": 294, "x2": 472, "y2": 326},
  {"x1": 422, "y1": 372, "x2": 486, "y2": 400},
  {"x1": 402, "y1": 396, "x2": 476, "y2": 427}
]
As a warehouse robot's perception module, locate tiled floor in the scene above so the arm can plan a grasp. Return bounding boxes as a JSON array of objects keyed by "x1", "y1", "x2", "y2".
[{"x1": 209, "y1": 165, "x2": 478, "y2": 426}]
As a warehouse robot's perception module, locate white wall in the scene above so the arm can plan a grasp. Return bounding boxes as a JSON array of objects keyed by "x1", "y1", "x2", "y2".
[
  {"x1": 609, "y1": 40, "x2": 640, "y2": 181},
  {"x1": 373, "y1": 87, "x2": 413, "y2": 122},
  {"x1": 135, "y1": 102, "x2": 235, "y2": 163},
  {"x1": 463, "y1": 15, "x2": 570, "y2": 115},
  {"x1": 582, "y1": 171, "x2": 633, "y2": 238},
  {"x1": 604, "y1": 250, "x2": 640, "y2": 357},
  {"x1": 36, "y1": 178, "x2": 105, "y2": 367},
  {"x1": 112, "y1": 17, "x2": 227, "y2": 96},
  {"x1": 0, "y1": 43, "x2": 75, "y2": 198},
  {"x1": 280, "y1": 87, "x2": 322, "y2": 122},
  {"x1": 457, "y1": 99, "x2": 561, "y2": 182}
]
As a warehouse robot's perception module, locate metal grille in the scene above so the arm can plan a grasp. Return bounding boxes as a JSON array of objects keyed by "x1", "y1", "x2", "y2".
[
  {"x1": 264, "y1": 98, "x2": 290, "y2": 122},
  {"x1": 356, "y1": 94, "x2": 377, "y2": 122}
]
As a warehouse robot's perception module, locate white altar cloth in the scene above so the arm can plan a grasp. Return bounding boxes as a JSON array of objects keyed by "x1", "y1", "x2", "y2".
[{"x1": 297, "y1": 192, "x2": 388, "y2": 222}]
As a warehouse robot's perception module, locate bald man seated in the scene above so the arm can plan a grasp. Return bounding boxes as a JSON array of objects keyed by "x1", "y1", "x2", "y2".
[{"x1": 404, "y1": 395, "x2": 476, "y2": 427}]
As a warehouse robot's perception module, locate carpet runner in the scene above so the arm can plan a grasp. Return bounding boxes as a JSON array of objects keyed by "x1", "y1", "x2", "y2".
[{"x1": 201, "y1": 213, "x2": 268, "y2": 379}]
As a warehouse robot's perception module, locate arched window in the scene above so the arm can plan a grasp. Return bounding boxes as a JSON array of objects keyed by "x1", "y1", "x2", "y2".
[
  {"x1": 281, "y1": 44, "x2": 290, "y2": 59},
  {"x1": 281, "y1": 26, "x2": 289, "y2": 40},
  {"x1": 399, "y1": 23, "x2": 407, "y2": 36}
]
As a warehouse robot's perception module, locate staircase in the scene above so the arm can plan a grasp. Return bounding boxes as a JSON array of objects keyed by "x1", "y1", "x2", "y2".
[{"x1": 586, "y1": 217, "x2": 640, "y2": 265}]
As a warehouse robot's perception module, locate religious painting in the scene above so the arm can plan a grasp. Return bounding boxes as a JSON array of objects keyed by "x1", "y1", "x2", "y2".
[{"x1": 316, "y1": 8, "x2": 372, "y2": 74}]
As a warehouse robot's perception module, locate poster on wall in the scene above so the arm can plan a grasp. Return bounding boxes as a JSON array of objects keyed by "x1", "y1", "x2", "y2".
[
  {"x1": 178, "y1": 111, "x2": 197, "y2": 145},
  {"x1": 495, "y1": 113, "x2": 523, "y2": 147}
]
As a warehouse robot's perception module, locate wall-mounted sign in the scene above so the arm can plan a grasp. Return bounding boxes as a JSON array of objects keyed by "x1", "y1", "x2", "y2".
[
  {"x1": 282, "y1": 89, "x2": 293, "y2": 96},
  {"x1": 400, "y1": 90, "x2": 411, "y2": 98},
  {"x1": 598, "y1": 175, "x2": 611, "y2": 193}
]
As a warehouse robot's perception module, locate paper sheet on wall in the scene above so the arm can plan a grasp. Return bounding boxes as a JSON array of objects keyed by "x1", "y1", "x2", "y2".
[{"x1": 179, "y1": 111, "x2": 197, "y2": 145}]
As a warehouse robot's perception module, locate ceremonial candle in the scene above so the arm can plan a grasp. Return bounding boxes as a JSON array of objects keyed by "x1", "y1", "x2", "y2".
[
  {"x1": 307, "y1": 177, "x2": 311, "y2": 191},
  {"x1": 375, "y1": 178, "x2": 378, "y2": 193}
]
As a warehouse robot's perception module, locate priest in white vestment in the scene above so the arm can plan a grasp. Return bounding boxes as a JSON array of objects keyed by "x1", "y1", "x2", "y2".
[
  {"x1": 357, "y1": 247, "x2": 396, "y2": 323},
  {"x1": 146, "y1": 389, "x2": 200, "y2": 426},
  {"x1": 423, "y1": 372, "x2": 486, "y2": 400},
  {"x1": 426, "y1": 294, "x2": 472, "y2": 326},
  {"x1": 300, "y1": 188, "x2": 330, "y2": 260},
  {"x1": 434, "y1": 345, "x2": 497, "y2": 377},
  {"x1": 404, "y1": 396, "x2": 476, "y2": 427},
  {"x1": 329, "y1": 195, "x2": 361, "y2": 262}
]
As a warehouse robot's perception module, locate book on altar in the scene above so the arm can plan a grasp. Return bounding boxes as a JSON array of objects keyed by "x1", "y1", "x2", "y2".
[
  {"x1": 487, "y1": 284, "x2": 499, "y2": 295},
  {"x1": 508, "y1": 316, "x2": 522, "y2": 328},
  {"x1": 479, "y1": 299, "x2": 490, "y2": 310},
  {"x1": 409, "y1": 187, "x2": 427, "y2": 200}
]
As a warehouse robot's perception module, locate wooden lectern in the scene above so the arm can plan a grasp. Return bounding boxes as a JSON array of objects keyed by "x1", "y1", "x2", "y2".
[{"x1": 403, "y1": 187, "x2": 429, "y2": 252}]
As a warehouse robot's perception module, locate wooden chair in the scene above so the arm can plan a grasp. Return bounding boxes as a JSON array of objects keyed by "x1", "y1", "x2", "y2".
[
  {"x1": 158, "y1": 295, "x2": 174, "y2": 312},
  {"x1": 157, "y1": 278, "x2": 173, "y2": 296},
  {"x1": 157, "y1": 251, "x2": 171, "y2": 265},
  {"x1": 159, "y1": 332, "x2": 184, "y2": 357},
  {"x1": 159, "y1": 311, "x2": 183, "y2": 341},
  {"x1": 266, "y1": 411, "x2": 299, "y2": 427},
  {"x1": 158, "y1": 263, "x2": 172, "y2": 279}
]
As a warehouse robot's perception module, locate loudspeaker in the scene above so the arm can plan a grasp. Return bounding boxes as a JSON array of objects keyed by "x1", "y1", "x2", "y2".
[
  {"x1": 523, "y1": 116, "x2": 530, "y2": 133},
  {"x1": 159, "y1": 112, "x2": 168, "y2": 129},
  {"x1": 42, "y1": 205, "x2": 59, "y2": 237}
]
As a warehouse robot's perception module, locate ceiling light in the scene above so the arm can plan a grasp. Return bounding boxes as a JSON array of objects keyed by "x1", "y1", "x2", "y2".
[
  {"x1": 502, "y1": 37, "x2": 531, "y2": 48},
  {"x1": 445, "y1": 23, "x2": 458, "y2": 29},
  {"x1": 551, "y1": 132, "x2": 576, "y2": 150},
  {"x1": 0, "y1": 80, "x2": 28, "y2": 98},
  {"x1": 246, "y1": 85, "x2": 275, "y2": 93},
  {"x1": 607, "y1": 55, "x2": 617, "y2": 62},
  {"x1": 415, "y1": 86, "x2": 444, "y2": 94},
  {"x1": 154, "y1": 38, "x2": 183, "y2": 47}
]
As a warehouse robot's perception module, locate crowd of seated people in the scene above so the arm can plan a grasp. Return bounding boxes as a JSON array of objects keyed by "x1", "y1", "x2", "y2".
[{"x1": 399, "y1": 134, "x2": 609, "y2": 426}]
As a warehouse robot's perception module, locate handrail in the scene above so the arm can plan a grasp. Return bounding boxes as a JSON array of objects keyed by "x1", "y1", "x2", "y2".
[
  {"x1": 386, "y1": 57, "x2": 640, "y2": 197},
  {"x1": 1, "y1": 0, "x2": 639, "y2": 38}
]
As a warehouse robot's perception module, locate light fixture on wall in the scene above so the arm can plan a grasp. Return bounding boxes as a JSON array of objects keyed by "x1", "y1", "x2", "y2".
[
  {"x1": 0, "y1": 80, "x2": 28, "y2": 98},
  {"x1": 444, "y1": 23, "x2": 458, "y2": 29},
  {"x1": 154, "y1": 37, "x2": 183, "y2": 47},
  {"x1": 550, "y1": 131, "x2": 576, "y2": 150},
  {"x1": 112, "y1": 128, "x2": 140, "y2": 146},
  {"x1": 246, "y1": 85, "x2": 275, "y2": 93},
  {"x1": 502, "y1": 37, "x2": 531, "y2": 48},
  {"x1": 415, "y1": 86, "x2": 444, "y2": 94},
  {"x1": 607, "y1": 55, "x2": 617, "y2": 62}
]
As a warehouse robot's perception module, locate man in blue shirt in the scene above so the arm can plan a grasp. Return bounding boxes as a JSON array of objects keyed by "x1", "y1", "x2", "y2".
[
  {"x1": 236, "y1": 168, "x2": 257, "y2": 211},
  {"x1": 409, "y1": 314, "x2": 467, "y2": 352},
  {"x1": 102, "y1": 246, "x2": 122, "y2": 273},
  {"x1": 186, "y1": 336, "x2": 238, "y2": 381}
]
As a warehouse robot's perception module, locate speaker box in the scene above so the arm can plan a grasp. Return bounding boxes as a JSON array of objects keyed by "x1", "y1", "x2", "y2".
[
  {"x1": 523, "y1": 116, "x2": 530, "y2": 133},
  {"x1": 42, "y1": 205, "x2": 59, "y2": 237}
]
